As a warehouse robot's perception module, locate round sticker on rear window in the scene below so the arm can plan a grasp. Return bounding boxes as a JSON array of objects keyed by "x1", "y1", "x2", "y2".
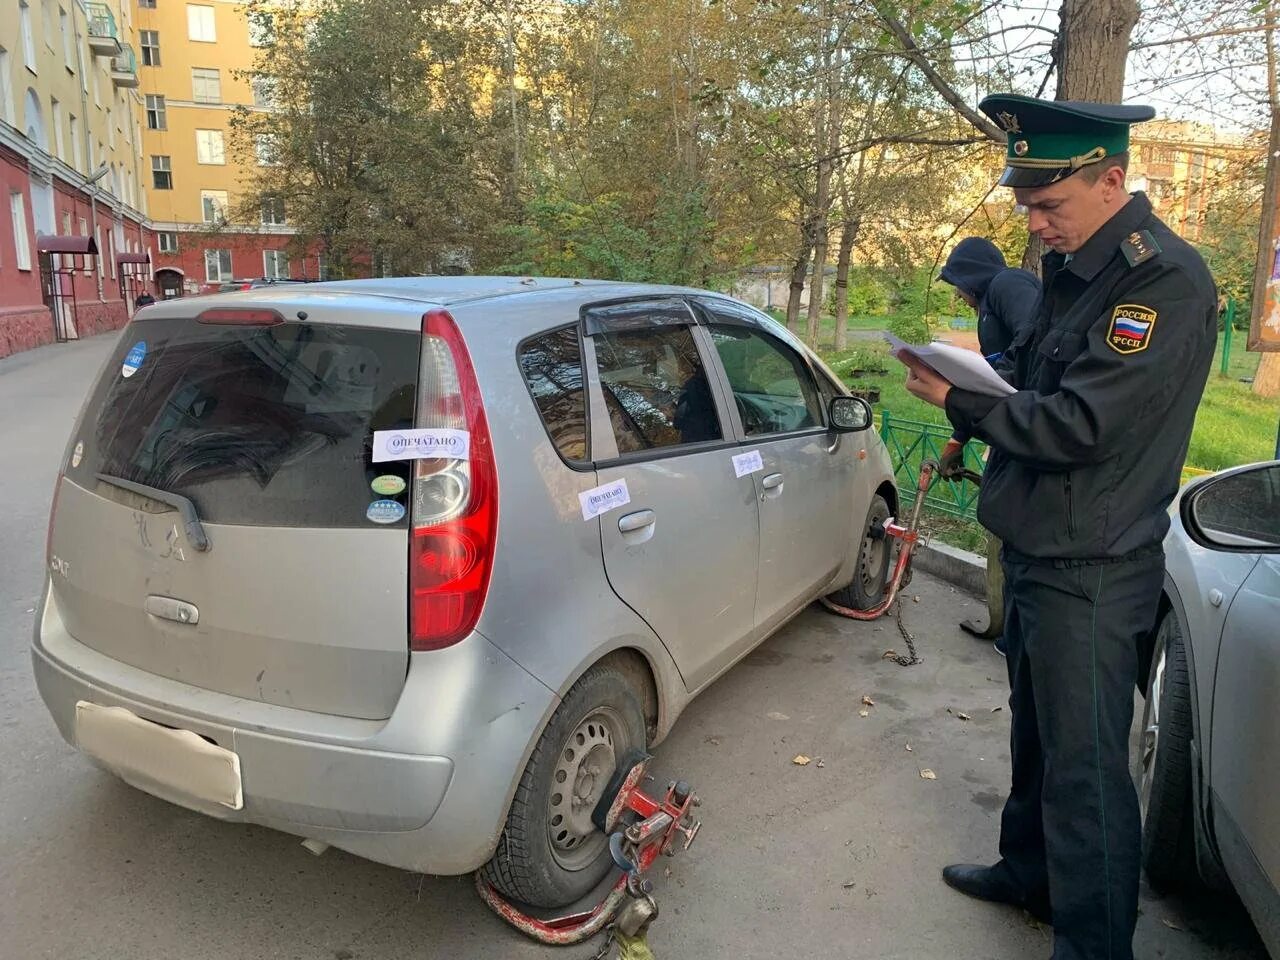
[
  {"x1": 121, "y1": 340, "x2": 147, "y2": 378},
  {"x1": 371, "y1": 475, "x2": 406, "y2": 497},
  {"x1": 366, "y1": 499, "x2": 406, "y2": 525}
]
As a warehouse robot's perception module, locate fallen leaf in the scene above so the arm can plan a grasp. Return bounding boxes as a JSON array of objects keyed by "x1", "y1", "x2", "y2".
[
  {"x1": 991, "y1": 707, "x2": 1003, "y2": 713},
  {"x1": 912, "y1": 595, "x2": 921, "y2": 603},
  {"x1": 766, "y1": 711, "x2": 790, "y2": 721},
  {"x1": 704, "y1": 736, "x2": 722, "y2": 746},
  {"x1": 881, "y1": 650, "x2": 898, "y2": 660},
  {"x1": 842, "y1": 880, "x2": 856, "y2": 889},
  {"x1": 957, "y1": 712, "x2": 972, "y2": 722},
  {"x1": 1160, "y1": 919, "x2": 1184, "y2": 932},
  {"x1": 919, "y1": 768, "x2": 937, "y2": 780},
  {"x1": 946, "y1": 707, "x2": 953, "y2": 715},
  {"x1": 816, "y1": 758, "x2": 826, "y2": 768},
  {"x1": 792, "y1": 755, "x2": 812, "y2": 766},
  {"x1": 859, "y1": 709, "x2": 870, "y2": 718},
  {"x1": 861, "y1": 695, "x2": 876, "y2": 707},
  {"x1": 905, "y1": 744, "x2": 913, "y2": 752}
]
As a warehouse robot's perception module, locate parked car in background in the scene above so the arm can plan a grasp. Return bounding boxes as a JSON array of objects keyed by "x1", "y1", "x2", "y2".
[
  {"x1": 32, "y1": 277, "x2": 897, "y2": 909},
  {"x1": 1139, "y1": 460, "x2": 1280, "y2": 955}
]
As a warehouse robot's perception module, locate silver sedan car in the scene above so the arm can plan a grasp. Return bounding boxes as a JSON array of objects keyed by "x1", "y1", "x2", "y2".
[
  {"x1": 32, "y1": 277, "x2": 896, "y2": 909},
  {"x1": 1139, "y1": 459, "x2": 1280, "y2": 954}
]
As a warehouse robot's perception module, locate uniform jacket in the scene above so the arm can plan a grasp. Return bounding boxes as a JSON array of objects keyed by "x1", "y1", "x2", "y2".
[
  {"x1": 945, "y1": 193, "x2": 1217, "y2": 560},
  {"x1": 939, "y1": 237, "x2": 1042, "y2": 356}
]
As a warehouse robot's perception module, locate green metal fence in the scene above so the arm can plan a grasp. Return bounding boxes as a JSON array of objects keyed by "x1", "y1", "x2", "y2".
[{"x1": 879, "y1": 411, "x2": 985, "y2": 520}]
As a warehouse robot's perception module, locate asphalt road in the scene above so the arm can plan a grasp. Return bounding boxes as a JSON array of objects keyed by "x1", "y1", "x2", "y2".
[{"x1": 0, "y1": 334, "x2": 1266, "y2": 960}]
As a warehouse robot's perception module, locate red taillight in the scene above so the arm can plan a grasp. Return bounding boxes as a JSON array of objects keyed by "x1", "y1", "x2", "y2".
[
  {"x1": 409, "y1": 309, "x2": 497, "y2": 651},
  {"x1": 197, "y1": 308, "x2": 284, "y2": 326}
]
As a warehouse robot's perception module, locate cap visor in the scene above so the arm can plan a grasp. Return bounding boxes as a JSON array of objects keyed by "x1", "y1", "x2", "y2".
[{"x1": 998, "y1": 165, "x2": 1072, "y2": 188}]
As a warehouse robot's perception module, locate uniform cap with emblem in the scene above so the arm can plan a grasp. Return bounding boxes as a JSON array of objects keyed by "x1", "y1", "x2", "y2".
[{"x1": 978, "y1": 93, "x2": 1156, "y2": 188}]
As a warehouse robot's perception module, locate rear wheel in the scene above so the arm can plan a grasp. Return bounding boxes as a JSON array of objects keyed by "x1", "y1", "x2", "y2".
[
  {"x1": 827, "y1": 494, "x2": 892, "y2": 610},
  {"x1": 1136, "y1": 609, "x2": 1199, "y2": 891},
  {"x1": 481, "y1": 663, "x2": 647, "y2": 908}
]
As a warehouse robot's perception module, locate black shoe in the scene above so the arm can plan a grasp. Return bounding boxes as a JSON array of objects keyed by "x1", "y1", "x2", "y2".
[
  {"x1": 942, "y1": 862, "x2": 1051, "y2": 924},
  {"x1": 959, "y1": 617, "x2": 1002, "y2": 640}
]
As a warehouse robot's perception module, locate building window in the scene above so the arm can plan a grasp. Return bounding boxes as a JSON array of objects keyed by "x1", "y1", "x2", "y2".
[
  {"x1": 195, "y1": 128, "x2": 225, "y2": 164},
  {"x1": 41, "y1": 0, "x2": 54, "y2": 52},
  {"x1": 51, "y1": 97, "x2": 64, "y2": 160},
  {"x1": 69, "y1": 112, "x2": 81, "y2": 170},
  {"x1": 61, "y1": 210, "x2": 70, "y2": 234},
  {"x1": 201, "y1": 190, "x2": 229, "y2": 223},
  {"x1": 59, "y1": 7, "x2": 73, "y2": 71},
  {"x1": 10, "y1": 192, "x2": 32, "y2": 271},
  {"x1": 158, "y1": 231, "x2": 178, "y2": 253},
  {"x1": 106, "y1": 108, "x2": 114, "y2": 149},
  {"x1": 261, "y1": 196, "x2": 285, "y2": 225},
  {"x1": 140, "y1": 30, "x2": 160, "y2": 66},
  {"x1": 140, "y1": 0, "x2": 156, "y2": 7},
  {"x1": 187, "y1": 4, "x2": 216, "y2": 42},
  {"x1": 151, "y1": 155, "x2": 172, "y2": 190},
  {"x1": 251, "y1": 75, "x2": 276, "y2": 109},
  {"x1": 19, "y1": 2, "x2": 37, "y2": 73},
  {"x1": 263, "y1": 249, "x2": 287, "y2": 278},
  {"x1": 145, "y1": 94, "x2": 166, "y2": 130},
  {"x1": 204, "y1": 248, "x2": 232, "y2": 282},
  {"x1": 192, "y1": 67, "x2": 221, "y2": 104},
  {"x1": 0, "y1": 47, "x2": 13, "y2": 126},
  {"x1": 248, "y1": 11, "x2": 275, "y2": 47},
  {"x1": 254, "y1": 134, "x2": 278, "y2": 166}
]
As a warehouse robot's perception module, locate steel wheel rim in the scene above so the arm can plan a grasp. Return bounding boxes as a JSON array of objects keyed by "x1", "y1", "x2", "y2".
[
  {"x1": 547, "y1": 707, "x2": 621, "y2": 871},
  {"x1": 1139, "y1": 646, "x2": 1166, "y2": 819},
  {"x1": 860, "y1": 505, "x2": 889, "y2": 592}
]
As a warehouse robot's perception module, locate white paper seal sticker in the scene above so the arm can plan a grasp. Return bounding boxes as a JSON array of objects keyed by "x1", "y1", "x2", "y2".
[
  {"x1": 372, "y1": 428, "x2": 470, "y2": 463},
  {"x1": 579, "y1": 479, "x2": 631, "y2": 521},
  {"x1": 71, "y1": 441, "x2": 84, "y2": 469},
  {"x1": 732, "y1": 450, "x2": 764, "y2": 478}
]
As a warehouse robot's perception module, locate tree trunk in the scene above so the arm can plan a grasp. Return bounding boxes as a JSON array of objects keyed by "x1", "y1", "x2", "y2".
[
  {"x1": 786, "y1": 225, "x2": 814, "y2": 331},
  {"x1": 1255, "y1": 352, "x2": 1280, "y2": 397},
  {"x1": 1017, "y1": 0, "x2": 1140, "y2": 274},
  {"x1": 833, "y1": 215, "x2": 861, "y2": 352},
  {"x1": 805, "y1": 1, "x2": 840, "y2": 346}
]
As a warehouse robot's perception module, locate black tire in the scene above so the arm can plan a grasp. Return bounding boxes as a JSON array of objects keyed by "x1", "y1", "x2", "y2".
[
  {"x1": 827, "y1": 494, "x2": 892, "y2": 610},
  {"x1": 1136, "y1": 609, "x2": 1199, "y2": 891},
  {"x1": 481, "y1": 663, "x2": 647, "y2": 908}
]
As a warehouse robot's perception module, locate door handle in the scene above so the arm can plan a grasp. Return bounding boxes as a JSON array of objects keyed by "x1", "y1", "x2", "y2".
[
  {"x1": 761, "y1": 473, "x2": 784, "y2": 490},
  {"x1": 618, "y1": 509, "x2": 656, "y2": 533},
  {"x1": 1209, "y1": 588, "x2": 1224, "y2": 608}
]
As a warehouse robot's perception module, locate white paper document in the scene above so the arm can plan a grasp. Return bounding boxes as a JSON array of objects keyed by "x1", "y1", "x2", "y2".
[
  {"x1": 579, "y1": 479, "x2": 631, "y2": 521},
  {"x1": 372, "y1": 428, "x2": 471, "y2": 463},
  {"x1": 885, "y1": 334, "x2": 1016, "y2": 398},
  {"x1": 732, "y1": 450, "x2": 764, "y2": 478}
]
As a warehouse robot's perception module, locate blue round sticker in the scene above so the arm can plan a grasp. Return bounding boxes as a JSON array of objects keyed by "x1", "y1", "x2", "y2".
[
  {"x1": 121, "y1": 340, "x2": 148, "y2": 378},
  {"x1": 366, "y1": 499, "x2": 406, "y2": 525}
]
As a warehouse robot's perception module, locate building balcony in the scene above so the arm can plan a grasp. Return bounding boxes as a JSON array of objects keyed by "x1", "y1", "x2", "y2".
[
  {"x1": 111, "y1": 46, "x2": 139, "y2": 88},
  {"x1": 86, "y1": 3, "x2": 122, "y2": 56}
]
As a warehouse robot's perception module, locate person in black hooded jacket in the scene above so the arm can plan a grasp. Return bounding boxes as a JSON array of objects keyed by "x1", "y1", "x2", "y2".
[
  {"x1": 939, "y1": 236, "x2": 1041, "y2": 358},
  {"x1": 937, "y1": 237, "x2": 1042, "y2": 645}
]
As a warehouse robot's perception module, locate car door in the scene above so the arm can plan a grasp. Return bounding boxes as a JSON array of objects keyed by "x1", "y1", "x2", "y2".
[
  {"x1": 586, "y1": 299, "x2": 761, "y2": 692},
  {"x1": 696, "y1": 299, "x2": 853, "y2": 635},
  {"x1": 1196, "y1": 463, "x2": 1280, "y2": 918}
]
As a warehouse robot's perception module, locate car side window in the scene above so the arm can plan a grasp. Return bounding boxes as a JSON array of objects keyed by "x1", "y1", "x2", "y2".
[
  {"x1": 707, "y1": 324, "x2": 824, "y2": 437},
  {"x1": 592, "y1": 325, "x2": 722, "y2": 454},
  {"x1": 1194, "y1": 465, "x2": 1280, "y2": 548},
  {"x1": 519, "y1": 326, "x2": 589, "y2": 462}
]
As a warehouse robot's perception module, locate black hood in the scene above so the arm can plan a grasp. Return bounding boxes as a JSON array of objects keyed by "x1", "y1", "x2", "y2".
[{"x1": 939, "y1": 237, "x2": 1007, "y2": 300}]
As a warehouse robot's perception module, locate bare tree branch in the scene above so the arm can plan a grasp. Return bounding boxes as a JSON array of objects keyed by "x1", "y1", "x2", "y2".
[
  {"x1": 873, "y1": 6, "x2": 1007, "y2": 143},
  {"x1": 1131, "y1": 23, "x2": 1267, "y2": 50}
]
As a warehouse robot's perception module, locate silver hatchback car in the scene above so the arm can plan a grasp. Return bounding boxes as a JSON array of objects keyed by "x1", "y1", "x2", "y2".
[{"x1": 32, "y1": 277, "x2": 895, "y2": 908}]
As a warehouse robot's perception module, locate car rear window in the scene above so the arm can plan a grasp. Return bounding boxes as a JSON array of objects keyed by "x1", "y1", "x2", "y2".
[{"x1": 68, "y1": 316, "x2": 420, "y2": 528}]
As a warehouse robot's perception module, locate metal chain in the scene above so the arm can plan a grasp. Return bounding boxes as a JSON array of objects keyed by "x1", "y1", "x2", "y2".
[
  {"x1": 885, "y1": 598, "x2": 922, "y2": 667},
  {"x1": 587, "y1": 928, "x2": 615, "y2": 960}
]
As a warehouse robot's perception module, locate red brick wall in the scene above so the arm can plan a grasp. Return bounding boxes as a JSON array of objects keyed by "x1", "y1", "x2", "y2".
[{"x1": 0, "y1": 306, "x2": 55, "y2": 359}]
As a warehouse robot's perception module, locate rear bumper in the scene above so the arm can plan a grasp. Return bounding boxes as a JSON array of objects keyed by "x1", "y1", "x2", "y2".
[{"x1": 31, "y1": 582, "x2": 558, "y2": 875}]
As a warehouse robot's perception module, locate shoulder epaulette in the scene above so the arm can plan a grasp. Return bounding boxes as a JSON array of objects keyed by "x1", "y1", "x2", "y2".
[{"x1": 1121, "y1": 229, "x2": 1161, "y2": 268}]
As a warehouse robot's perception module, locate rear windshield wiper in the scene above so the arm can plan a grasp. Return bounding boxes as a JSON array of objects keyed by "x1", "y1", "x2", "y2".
[{"x1": 95, "y1": 474, "x2": 211, "y2": 552}]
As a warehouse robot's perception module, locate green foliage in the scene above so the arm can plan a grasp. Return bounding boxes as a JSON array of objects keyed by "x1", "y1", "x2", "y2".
[{"x1": 887, "y1": 313, "x2": 931, "y2": 344}]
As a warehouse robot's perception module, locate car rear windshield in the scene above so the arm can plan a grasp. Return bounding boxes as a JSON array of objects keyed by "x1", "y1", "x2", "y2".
[{"x1": 68, "y1": 315, "x2": 420, "y2": 528}]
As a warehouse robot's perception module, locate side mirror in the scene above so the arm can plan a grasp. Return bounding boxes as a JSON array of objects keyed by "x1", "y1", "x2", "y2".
[
  {"x1": 1181, "y1": 461, "x2": 1280, "y2": 553},
  {"x1": 828, "y1": 396, "x2": 873, "y2": 433}
]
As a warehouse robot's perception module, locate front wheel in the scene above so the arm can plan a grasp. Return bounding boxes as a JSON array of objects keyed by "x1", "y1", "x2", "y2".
[
  {"x1": 481, "y1": 663, "x2": 647, "y2": 908},
  {"x1": 826, "y1": 494, "x2": 892, "y2": 610}
]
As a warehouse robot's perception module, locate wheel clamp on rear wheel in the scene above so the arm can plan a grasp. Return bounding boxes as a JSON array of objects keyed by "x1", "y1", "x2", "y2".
[{"x1": 476, "y1": 750, "x2": 702, "y2": 949}]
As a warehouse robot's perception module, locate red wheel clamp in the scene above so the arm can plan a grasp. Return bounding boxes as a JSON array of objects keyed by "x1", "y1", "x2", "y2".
[{"x1": 475, "y1": 750, "x2": 702, "y2": 946}]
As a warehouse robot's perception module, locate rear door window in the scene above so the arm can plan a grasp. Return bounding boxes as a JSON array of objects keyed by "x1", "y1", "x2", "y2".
[
  {"x1": 69, "y1": 316, "x2": 420, "y2": 527},
  {"x1": 592, "y1": 325, "x2": 722, "y2": 454},
  {"x1": 519, "y1": 326, "x2": 588, "y2": 462}
]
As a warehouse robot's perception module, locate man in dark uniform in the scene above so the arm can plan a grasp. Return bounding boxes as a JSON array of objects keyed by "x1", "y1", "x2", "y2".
[
  {"x1": 937, "y1": 237, "x2": 1042, "y2": 645},
  {"x1": 901, "y1": 94, "x2": 1218, "y2": 960}
]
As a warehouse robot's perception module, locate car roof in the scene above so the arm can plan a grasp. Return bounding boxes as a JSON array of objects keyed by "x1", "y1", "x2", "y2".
[{"x1": 304, "y1": 275, "x2": 699, "y2": 306}]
